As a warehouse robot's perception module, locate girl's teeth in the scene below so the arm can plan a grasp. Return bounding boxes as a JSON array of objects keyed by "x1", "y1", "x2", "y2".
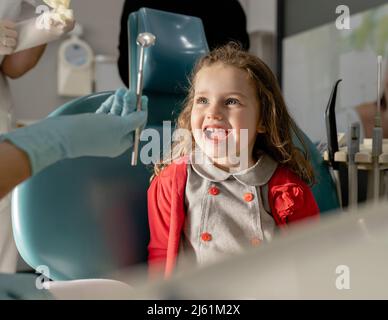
[{"x1": 205, "y1": 128, "x2": 228, "y2": 140}]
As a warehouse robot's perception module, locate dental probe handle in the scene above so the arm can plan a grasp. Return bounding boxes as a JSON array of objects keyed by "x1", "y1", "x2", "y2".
[
  {"x1": 131, "y1": 33, "x2": 156, "y2": 166},
  {"x1": 131, "y1": 45, "x2": 145, "y2": 166}
]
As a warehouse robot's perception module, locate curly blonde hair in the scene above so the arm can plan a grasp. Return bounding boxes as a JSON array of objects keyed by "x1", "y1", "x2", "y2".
[{"x1": 153, "y1": 43, "x2": 315, "y2": 185}]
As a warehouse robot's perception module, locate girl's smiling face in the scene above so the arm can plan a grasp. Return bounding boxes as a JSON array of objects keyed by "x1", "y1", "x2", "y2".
[{"x1": 191, "y1": 63, "x2": 261, "y2": 170}]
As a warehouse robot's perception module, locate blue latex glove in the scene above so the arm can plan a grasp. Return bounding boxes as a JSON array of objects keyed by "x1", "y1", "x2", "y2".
[
  {"x1": 1, "y1": 89, "x2": 148, "y2": 175},
  {"x1": 96, "y1": 88, "x2": 148, "y2": 128}
]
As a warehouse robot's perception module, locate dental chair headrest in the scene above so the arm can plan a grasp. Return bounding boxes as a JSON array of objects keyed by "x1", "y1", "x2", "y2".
[{"x1": 129, "y1": 8, "x2": 209, "y2": 95}]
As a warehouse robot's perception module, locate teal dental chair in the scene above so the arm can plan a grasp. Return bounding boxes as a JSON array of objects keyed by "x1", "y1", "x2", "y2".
[{"x1": 12, "y1": 8, "x2": 338, "y2": 283}]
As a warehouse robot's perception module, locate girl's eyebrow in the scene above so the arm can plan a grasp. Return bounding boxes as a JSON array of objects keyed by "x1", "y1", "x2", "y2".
[
  {"x1": 226, "y1": 92, "x2": 248, "y2": 98},
  {"x1": 195, "y1": 91, "x2": 248, "y2": 98}
]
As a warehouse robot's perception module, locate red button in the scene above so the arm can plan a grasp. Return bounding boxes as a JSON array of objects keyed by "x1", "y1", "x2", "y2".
[
  {"x1": 201, "y1": 232, "x2": 212, "y2": 242},
  {"x1": 244, "y1": 193, "x2": 254, "y2": 202},
  {"x1": 251, "y1": 238, "x2": 262, "y2": 247},
  {"x1": 209, "y1": 186, "x2": 220, "y2": 196}
]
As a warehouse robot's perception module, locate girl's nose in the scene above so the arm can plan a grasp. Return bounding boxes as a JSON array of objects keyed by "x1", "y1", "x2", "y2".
[
  {"x1": 206, "y1": 113, "x2": 223, "y2": 121},
  {"x1": 206, "y1": 103, "x2": 223, "y2": 120}
]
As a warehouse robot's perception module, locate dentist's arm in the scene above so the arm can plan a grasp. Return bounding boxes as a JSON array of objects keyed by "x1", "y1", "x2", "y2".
[
  {"x1": 0, "y1": 89, "x2": 148, "y2": 199},
  {"x1": 1, "y1": 44, "x2": 47, "y2": 79}
]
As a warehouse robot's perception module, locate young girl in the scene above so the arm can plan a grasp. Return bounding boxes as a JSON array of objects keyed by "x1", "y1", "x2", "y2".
[{"x1": 147, "y1": 43, "x2": 319, "y2": 278}]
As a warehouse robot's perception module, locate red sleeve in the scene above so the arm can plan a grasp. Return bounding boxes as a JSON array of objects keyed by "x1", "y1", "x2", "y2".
[
  {"x1": 147, "y1": 171, "x2": 172, "y2": 277},
  {"x1": 268, "y1": 167, "x2": 319, "y2": 226}
]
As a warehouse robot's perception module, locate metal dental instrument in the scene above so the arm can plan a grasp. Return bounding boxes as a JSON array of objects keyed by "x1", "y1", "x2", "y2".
[
  {"x1": 372, "y1": 56, "x2": 383, "y2": 202},
  {"x1": 325, "y1": 79, "x2": 343, "y2": 207},
  {"x1": 131, "y1": 32, "x2": 156, "y2": 166},
  {"x1": 347, "y1": 122, "x2": 360, "y2": 208}
]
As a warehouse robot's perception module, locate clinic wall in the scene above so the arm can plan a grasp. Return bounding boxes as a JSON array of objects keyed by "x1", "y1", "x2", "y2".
[
  {"x1": 9, "y1": 0, "x2": 126, "y2": 122},
  {"x1": 283, "y1": 0, "x2": 387, "y2": 37}
]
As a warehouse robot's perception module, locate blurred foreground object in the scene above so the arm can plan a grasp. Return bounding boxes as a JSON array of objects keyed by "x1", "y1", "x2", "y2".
[{"x1": 123, "y1": 201, "x2": 388, "y2": 299}]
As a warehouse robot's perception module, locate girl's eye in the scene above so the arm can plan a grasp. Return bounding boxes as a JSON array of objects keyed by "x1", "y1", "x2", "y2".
[
  {"x1": 225, "y1": 98, "x2": 240, "y2": 105},
  {"x1": 196, "y1": 97, "x2": 208, "y2": 104}
]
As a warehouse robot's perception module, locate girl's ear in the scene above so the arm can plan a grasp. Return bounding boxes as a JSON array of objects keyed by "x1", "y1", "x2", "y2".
[{"x1": 257, "y1": 124, "x2": 266, "y2": 133}]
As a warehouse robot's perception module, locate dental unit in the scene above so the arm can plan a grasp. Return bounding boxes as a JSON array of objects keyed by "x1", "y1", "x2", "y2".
[{"x1": 324, "y1": 56, "x2": 388, "y2": 207}]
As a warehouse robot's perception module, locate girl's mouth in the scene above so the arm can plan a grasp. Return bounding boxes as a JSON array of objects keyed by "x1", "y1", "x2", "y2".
[{"x1": 203, "y1": 126, "x2": 232, "y2": 143}]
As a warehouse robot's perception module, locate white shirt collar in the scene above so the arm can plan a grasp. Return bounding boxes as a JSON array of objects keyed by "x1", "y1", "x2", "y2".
[{"x1": 189, "y1": 151, "x2": 278, "y2": 186}]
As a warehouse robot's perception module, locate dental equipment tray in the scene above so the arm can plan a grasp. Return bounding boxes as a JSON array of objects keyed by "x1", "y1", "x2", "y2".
[{"x1": 323, "y1": 138, "x2": 388, "y2": 170}]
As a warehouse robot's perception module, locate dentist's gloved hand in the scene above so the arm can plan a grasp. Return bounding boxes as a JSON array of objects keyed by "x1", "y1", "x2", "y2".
[
  {"x1": 0, "y1": 20, "x2": 18, "y2": 55},
  {"x1": 96, "y1": 87, "x2": 148, "y2": 138},
  {"x1": 1, "y1": 89, "x2": 148, "y2": 175}
]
